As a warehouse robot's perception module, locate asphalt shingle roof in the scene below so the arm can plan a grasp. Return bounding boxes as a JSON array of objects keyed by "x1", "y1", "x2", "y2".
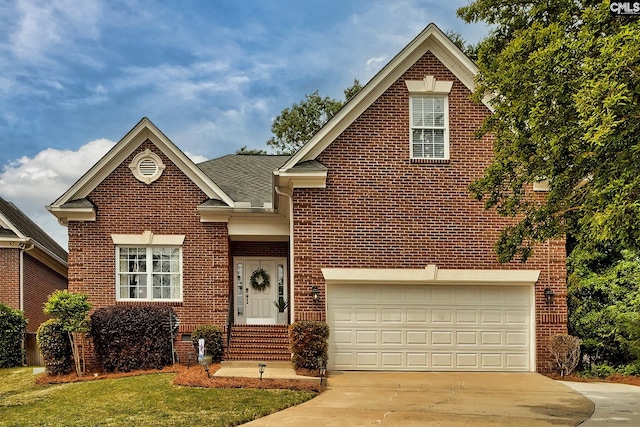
[
  {"x1": 197, "y1": 155, "x2": 290, "y2": 207},
  {"x1": 0, "y1": 197, "x2": 68, "y2": 262}
]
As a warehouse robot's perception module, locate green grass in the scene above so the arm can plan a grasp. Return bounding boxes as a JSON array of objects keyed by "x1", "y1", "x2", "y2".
[{"x1": 0, "y1": 368, "x2": 316, "y2": 426}]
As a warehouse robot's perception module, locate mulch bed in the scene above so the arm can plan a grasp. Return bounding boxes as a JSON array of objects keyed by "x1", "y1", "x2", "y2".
[
  {"x1": 35, "y1": 363, "x2": 326, "y2": 392},
  {"x1": 545, "y1": 372, "x2": 640, "y2": 387}
]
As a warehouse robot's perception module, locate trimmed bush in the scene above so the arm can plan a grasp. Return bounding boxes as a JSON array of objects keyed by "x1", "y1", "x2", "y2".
[
  {"x1": 0, "y1": 303, "x2": 27, "y2": 368},
  {"x1": 549, "y1": 334, "x2": 581, "y2": 377},
  {"x1": 289, "y1": 321, "x2": 330, "y2": 370},
  {"x1": 90, "y1": 305, "x2": 178, "y2": 372},
  {"x1": 191, "y1": 324, "x2": 224, "y2": 362},
  {"x1": 37, "y1": 319, "x2": 73, "y2": 374}
]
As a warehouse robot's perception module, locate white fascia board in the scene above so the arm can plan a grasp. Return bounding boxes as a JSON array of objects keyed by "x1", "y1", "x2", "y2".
[
  {"x1": 228, "y1": 215, "x2": 289, "y2": 239},
  {"x1": 280, "y1": 24, "x2": 485, "y2": 170},
  {"x1": 322, "y1": 266, "x2": 540, "y2": 286},
  {"x1": 0, "y1": 212, "x2": 25, "y2": 238},
  {"x1": 46, "y1": 205, "x2": 96, "y2": 226},
  {"x1": 274, "y1": 170, "x2": 327, "y2": 189},
  {"x1": 49, "y1": 118, "x2": 234, "y2": 209},
  {"x1": 197, "y1": 205, "x2": 275, "y2": 223}
]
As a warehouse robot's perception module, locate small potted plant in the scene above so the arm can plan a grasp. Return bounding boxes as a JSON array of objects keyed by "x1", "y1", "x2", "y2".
[{"x1": 274, "y1": 297, "x2": 289, "y2": 324}]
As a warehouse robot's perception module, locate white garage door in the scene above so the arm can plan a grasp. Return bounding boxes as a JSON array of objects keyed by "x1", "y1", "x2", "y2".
[{"x1": 327, "y1": 283, "x2": 532, "y2": 371}]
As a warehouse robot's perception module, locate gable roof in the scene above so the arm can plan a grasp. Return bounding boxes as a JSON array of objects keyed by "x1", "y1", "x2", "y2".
[
  {"x1": 280, "y1": 23, "x2": 482, "y2": 171},
  {"x1": 198, "y1": 155, "x2": 290, "y2": 207},
  {"x1": 48, "y1": 118, "x2": 236, "y2": 224},
  {"x1": 0, "y1": 196, "x2": 68, "y2": 264}
]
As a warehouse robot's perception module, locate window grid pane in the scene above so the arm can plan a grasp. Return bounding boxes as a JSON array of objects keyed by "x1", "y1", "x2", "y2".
[
  {"x1": 118, "y1": 246, "x2": 181, "y2": 301},
  {"x1": 411, "y1": 96, "x2": 447, "y2": 159}
]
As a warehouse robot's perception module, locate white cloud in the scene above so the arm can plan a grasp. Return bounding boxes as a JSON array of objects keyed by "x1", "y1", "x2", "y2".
[{"x1": 0, "y1": 138, "x2": 115, "y2": 249}]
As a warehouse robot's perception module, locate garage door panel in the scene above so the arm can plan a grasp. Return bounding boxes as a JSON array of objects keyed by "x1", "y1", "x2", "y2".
[
  {"x1": 381, "y1": 309, "x2": 402, "y2": 323},
  {"x1": 406, "y1": 309, "x2": 427, "y2": 323},
  {"x1": 328, "y1": 283, "x2": 531, "y2": 371}
]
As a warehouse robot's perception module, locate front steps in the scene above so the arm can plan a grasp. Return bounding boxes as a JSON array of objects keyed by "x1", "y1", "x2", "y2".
[{"x1": 226, "y1": 324, "x2": 290, "y2": 361}]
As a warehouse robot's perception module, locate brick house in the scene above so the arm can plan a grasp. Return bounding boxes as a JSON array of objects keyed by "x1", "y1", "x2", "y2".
[
  {"x1": 0, "y1": 197, "x2": 68, "y2": 365},
  {"x1": 48, "y1": 24, "x2": 567, "y2": 372}
]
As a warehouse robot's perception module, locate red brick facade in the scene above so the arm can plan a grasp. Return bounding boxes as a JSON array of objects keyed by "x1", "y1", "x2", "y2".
[
  {"x1": 67, "y1": 141, "x2": 231, "y2": 362},
  {"x1": 0, "y1": 248, "x2": 67, "y2": 333},
  {"x1": 0, "y1": 248, "x2": 20, "y2": 309},
  {"x1": 291, "y1": 52, "x2": 567, "y2": 372}
]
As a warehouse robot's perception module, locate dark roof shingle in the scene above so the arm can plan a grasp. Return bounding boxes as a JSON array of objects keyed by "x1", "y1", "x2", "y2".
[
  {"x1": 0, "y1": 197, "x2": 68, "y2": 262},
  {"x1": 197, "y1": 155, "x2": 290, "y2": 207}
]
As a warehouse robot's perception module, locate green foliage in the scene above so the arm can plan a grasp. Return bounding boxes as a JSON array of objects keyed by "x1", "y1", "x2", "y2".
[
  {"x1": 458, "y1": 1, "x2": 640, "y2": 262},
  {"x1": 43, "y1": 290, "x2": 91, "y2": 333},
  {"x1": 0, "y1": 303, "x2": 27, "y2": 368},
  {"x1": 267, "y1": 80, "x2": 362, "y2": 155},
  {"x1": 191, "y1": 324, "x2": 224, "y2": 363},
  {"x1": 90, "y1": 305, "x2": 179, "y2": 372},
  {"x1": 274, "y1": 297, "x2": 289, "y2": 313},
  {"x1": 36, "y1": 319, "x2": 73, "y2": 375},
  {"x1": 568, "y1": 245, "x2": 640, "y2": 367},
  {"x1": 289, "y1": 321, "x2": 329, "y2": 370},
  {"x1": 444, "y1": 29, "x2": 479, "y2": 61},
  {"x1": 236, "y1": 145, "x2": 268, "y2": 155}
]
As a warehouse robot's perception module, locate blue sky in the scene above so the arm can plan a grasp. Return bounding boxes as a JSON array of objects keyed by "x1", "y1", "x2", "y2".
[{"x1": 0, "y1": 0, "x2": 488, "y2": 249}]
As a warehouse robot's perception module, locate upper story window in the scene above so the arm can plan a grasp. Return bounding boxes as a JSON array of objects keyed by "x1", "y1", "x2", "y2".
[
  {"x1": 406, "y1": 76, "x2": 453, "y2": 161},
  {"x1": 112, "y1": 232, "x2": 185, "y2": 302}
]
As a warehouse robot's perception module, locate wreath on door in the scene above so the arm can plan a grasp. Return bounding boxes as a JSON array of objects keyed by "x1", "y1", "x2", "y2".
[{"x1": 250, "y1": 268, "x2": 270, "y2": 290}]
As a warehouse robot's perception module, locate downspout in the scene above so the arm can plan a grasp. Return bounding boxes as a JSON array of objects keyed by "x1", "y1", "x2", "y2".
[{"x1": 274, "y1": 185, "x2": 295, "y2": 322}]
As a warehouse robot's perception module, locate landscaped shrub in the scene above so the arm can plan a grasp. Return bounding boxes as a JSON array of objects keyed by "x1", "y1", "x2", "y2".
[
  {"x1": 289, "y1": 321, "x2": 329, "y2": 370},
  {"x1": 191, "y1": 324, "x2": 224, "y2": 362},
  {"x1": 0, "y1": 303, "x2": 27, "y2": 368},
  {"x1": 549, "y1": 334, "x2": 581, "y2": 377},
  {"x1": 37, "y1": 319, "x2": 73, "y2": 375},
  {"x1": 90, "y1": 305, "x2": 178, "y2": 372}
]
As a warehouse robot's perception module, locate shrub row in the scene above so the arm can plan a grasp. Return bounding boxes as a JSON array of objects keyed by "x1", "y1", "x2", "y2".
[
  {"x1": 37, "y1": 319, "x2": 73, "y2": 374},
  {"x1": 289, "y1": 321, "x2": 329, "y2": 370},
  {"x1": 0, "y1": 303, "x2": 27, "y2": 368},
  {"x1": 90, "y1": 305, "x2": 178, "y2": 372}
]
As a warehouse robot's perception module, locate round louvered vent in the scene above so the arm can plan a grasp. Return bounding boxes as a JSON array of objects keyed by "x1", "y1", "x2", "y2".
[{"x1": 129, "y1": 149, "x2": 165, "y2": 184}]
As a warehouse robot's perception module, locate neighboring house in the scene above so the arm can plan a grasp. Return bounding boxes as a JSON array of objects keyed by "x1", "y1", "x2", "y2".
[
  {"x1": 0, "y1": 197, "x2": 68, "y2": 365},
  {"x1": 48, "y1": 24, "x2": 567, "y2": 372}
]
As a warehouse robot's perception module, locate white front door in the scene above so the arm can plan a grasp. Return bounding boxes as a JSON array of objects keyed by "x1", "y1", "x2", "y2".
[{"x1": 234, "y1": 257, "x2": 287, "y2": 325}]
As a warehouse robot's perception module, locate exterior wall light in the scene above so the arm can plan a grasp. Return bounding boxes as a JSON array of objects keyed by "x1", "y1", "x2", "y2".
[
  {"x1": 544, "y1": 287, "x2": 555, "y2": 305},
  {"x1": 258, "y1": 363, "x2": 266, "y2": 380},
  {"x1": 312, "y1": 285, "x2": 320, "y2": 302}
]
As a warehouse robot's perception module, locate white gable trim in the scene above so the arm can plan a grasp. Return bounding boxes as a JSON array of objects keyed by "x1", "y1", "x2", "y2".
[
  {"x1": 0, "y1": 212, "x2": 25, "y2": 239},
  {"x1": 48, "y1": 118, "x2": 234, "y2": 209},
  {"x1": 280, "y1": 23, "x2": 485, "y2": 170}
]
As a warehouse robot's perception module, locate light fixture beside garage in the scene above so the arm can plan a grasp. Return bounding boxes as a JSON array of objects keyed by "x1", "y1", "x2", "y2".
[
  {"x1": 311, "y1": 285, "x2": 320, "y2": 302},
  {"x1": 544, "y1": 287, "x2": 555, "y2": 305}
]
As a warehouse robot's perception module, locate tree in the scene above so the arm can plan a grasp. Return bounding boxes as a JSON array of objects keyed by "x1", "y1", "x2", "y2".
[
  {"x1": 236, "y1": 145, "x2": 267, "y2": 155},
  {"x1": 267, "y1": 79, "x2": 362, "y2": 155},
  {"x1": 458, "y1": 1, "x2": 640, "y2": 262},
  {"x1": 44, "y1": 290, "x2": 91, "y2": 376},
  {"x1": 444, "y1": 29, "x2": 479, "y2": 61},
  {"x1": 567, "y1": 245, "x2": 640, "y2": 368}
]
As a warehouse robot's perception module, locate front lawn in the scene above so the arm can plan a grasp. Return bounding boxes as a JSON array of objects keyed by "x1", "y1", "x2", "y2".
[{"x1": 0, "y1": 367, "x2": 317, "y2": 426}]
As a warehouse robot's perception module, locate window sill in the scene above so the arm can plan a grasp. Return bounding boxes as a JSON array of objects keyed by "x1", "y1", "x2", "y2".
[
  {"x1": 116, "y1": 300, "x2": 184, "y2": 306},
  {"x1": 410, "y1": 158, "x2": 450, "y2": 164}
]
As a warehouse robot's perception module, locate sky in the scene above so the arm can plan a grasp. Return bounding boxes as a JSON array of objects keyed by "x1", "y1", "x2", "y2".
[{"x1": 0, "y1": 0, "x2": 488, "y2": 251}]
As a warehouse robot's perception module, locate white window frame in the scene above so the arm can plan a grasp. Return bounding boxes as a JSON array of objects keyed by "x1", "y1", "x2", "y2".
[
  {"x1": 406, "y1": 76, "x2": 453, "y2": 161},
  {"x1": 116, "y1": 246, "x2": 183, "y2": 302},
  {"x1": 410, "y1": 95, "x2": 449, "y2": 160},
  {"x1": 112, "y1": 232, "x2": 185, "y2": 302}
]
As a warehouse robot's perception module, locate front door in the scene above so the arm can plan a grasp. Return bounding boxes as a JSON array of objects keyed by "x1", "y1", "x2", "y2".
[{"x1": 234, "y1": 257, "x2": 287, "y2": 325}]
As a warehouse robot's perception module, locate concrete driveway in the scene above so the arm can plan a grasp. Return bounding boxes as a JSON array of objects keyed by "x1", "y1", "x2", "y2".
[
  {"x1": 242, "y1": 372, "x2": 593, "y2": 426},
  {"x1": 561, "y1": 381, "x2": 640, "y2": 425}
]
